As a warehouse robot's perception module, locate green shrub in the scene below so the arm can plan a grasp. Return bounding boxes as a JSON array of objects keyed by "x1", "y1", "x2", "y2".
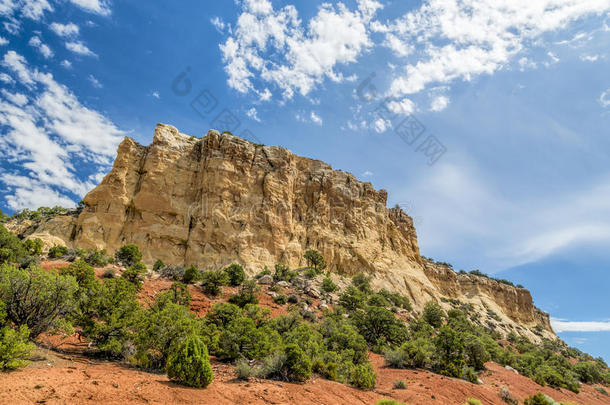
[
  {"x1": 153, "y1": 259, "x2": 165, "y2": 272},
  {"x1": 273, "y1": 264, "x2": 296, "y2": 283},
  {"x1": 321, "y1": 277, "x2": 337, "y2": 293},
  {"x1": 351, "y1": 306, "x2": 408, "y2": 349},
  {"x1": 235, "y1": 358, "x2": 257, "y2": 380},
  {"x1": 218, "y1": 317, "x2": 276, "y2": 360},
  {"x1": 273, "y1": 294, "x2": 287, "y2": 305},
  {"x1": 23, "y1": 238, "x2": 43, "y2": 257},
  {"x1": 385, "y1": 337, "x2": 434, "y2": 369},
  {"x1": 596, "y1": 387, "x2": 609, "y2": 396},
  {"x1": 121, "y1": 262, "x2": 147, "y2": 289},
  {"x1": 433, "y1": 326, "x2": 465, "y2": 378},
  {"x1": 499, "y1": 386, "x2": 518, "y2": 405},
  {"x1": 182, "y1": 266, "x2": 201, "y2": 284},
  {"x1": 59, "y1": 260, "x2": 96, "y2": 288},
  {"x1": 375, "y1": 401, "x2": 406, "y2": 405},
  {"x1": 0, "y1": 325, "x2": 34, "y2": 370},
  {"x1": 48, "y1": 245, "x2": 69, "y2": 259},
  {"x1": 200, "y1": 270, "x2": 229, "y2": 296},
  {"x1": 224, "y1": 264, "x2": 245, "y2": 286},
  {"x1": 464, "y1": 399, "x2": 482, "y2": 405},
  {"x1": 102, "y1": 268, "x2": 116, "y2": 278},
  {"x1": 462, "y1": 366, "x2": 479, "y2": 383},
  {"x1": 339, "y1": 286, "x2": 366, "y2": 311},
  {"x1": 393, "y1": 379, "x2": 406, "y2": 389},
  {"x1": 378, "y1": 289, "x2": 412, "y2": 310},
  {"x1": 423, "y1": 301, "x2": 445, "y2": 328},
  {"x1": 351, "y1": 273, "x2": 372, "y2": 293},
  {"x1": 288, "y1": 294, "x2": 299, "y2": 303},
  {"x1": 229, "y1": 280, "x2": 259, "y2": 307},
  {"x1": 115, "y1": 244, "x2": 142, "y2": 267},
  {"x1": 463, "y1": 333, "x2": 490, "y2": 370},
  {"x1": 205, "y1": 302, "x2": 241, "y2": 328},
  {"x1": 132, "y1": 302, "x2": 203, "y2": 370},
  {"x1": 166, "y1": 334, "x2": 213, "y2": 388},
  {"x1": 350, "y1": 362, "x2": 376, "y2": 390},
  {"x1": 303, "y1": 249, "x2": 326, "y2": 273},
  {"x1": 0, "y1": 225, "x2": 30, "y2": 265},
  {"x1": 154, "y1": 282, "x2": 191, "y2": 308},
  {"x1": 283, "y1": 344, "x2": 312, "y2": 382},
  {"x1": 0, "y1": 265, "x2": 77, "y2": 338},
  {"x1": 82, "y1": 248, "x2": 112, "y2": 267},
  {"x1": 523, "y1": 393, "x2": 555, "y2": 405}
]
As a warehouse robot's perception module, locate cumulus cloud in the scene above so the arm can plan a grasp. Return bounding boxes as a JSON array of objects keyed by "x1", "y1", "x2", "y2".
[
  {"x1": 0, "y1": 51, "x2": 124, "y2": 210},
  {"x1": 246, "y1": 107, "x2": 261, "y2": 122},
  {"x1": 28, "y1": 35, "x2": 53, "y2": 58},
  {"x1": 430, "y1": 95, "x2": 449, "y2": 112},
  {"x1": 220, "y1": 0, "x2": 382, "y2": 100},
  {"x1": 65, "y1": 40, "x2": 97, "y2": 57},
  {"x1": 551, "y1": 318, "x2": 610, "y2": 333},
  {"x1": 379, "y1": 0, "x2": 610, "y2": 98},
  {"x1": 0, "y1": 36, "x2": 8, "y2": 46},
  {"x1": 68, "y1": 0, "x2": 111, "y2": 16},
  {"x1": 50, "y1": 22, "x2": 79, "y2": 37},
  {"x1": 60, "y1": 59, "x2": 72, "y2": 69}
]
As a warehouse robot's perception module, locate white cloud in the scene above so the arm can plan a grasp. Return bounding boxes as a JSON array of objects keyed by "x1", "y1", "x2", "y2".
[
  {"x1": 310, "y1": 111, "x2": 323, "y2": 125},
  {"x1": 580, "y1": 54, "x2": 599, "y2": 62},
  {"x1": 0, "y1": 36, "x2": 8, "y2": 46},
  {"x1": 221, "y1": 0, "x2": 382, "y2": 99},
  {"x1": 60, "y1": 59, "x2": 72, "y2": 69},
  {"x1": 210, "y1": 16, "x2": 227, "y2": 34},
  {"x1": 551, "y1": 318, "x2": 610, "y2": 333},
  {"x1": 50, "y1": 22, "x2": 79, "y2": 37},
  {"x1": 600, "y1": 89, "x2": 610, "y2": 107},
  {"x1": 28, "y1": 35, "x2": 53, "y2": 58},
  {"x1": 246, "y1": 107, "x2": 261, "y2": 122},
  {"x1": 430, "y1": 95, "x2": 449, "y2": 112},
  {"x1": 151, "y1": 91, "x2": 160, "y2": 99},
  {"x1": 66, "y1": 41, "x2": 97, "y2": 57},
  {"x1": 21, "y1": 0, "x2": 53, "y2": 20},
  {"x1": 88, "y1": 74, "x2": 102, "y2": 88},
  {"x1": 378, "y1": 0, "x2": 610, "y2": 98},
  {"x1": 0, "y1": 73, "x2": 14, "y2": 83},
  {"x1": 362, "y1": 170, "x2": 373, "y2": 177},
  {"x1": 68, "y1": 0, "x2": 111, "y2": 16},
  {"x1": 0, "y1": 51, "x2": 124, "y2": 210}
]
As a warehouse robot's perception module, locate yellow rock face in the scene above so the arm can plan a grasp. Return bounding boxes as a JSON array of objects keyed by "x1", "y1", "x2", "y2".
[{"x1": 14, "y1": 123, "x2": 554, "y2": 340}]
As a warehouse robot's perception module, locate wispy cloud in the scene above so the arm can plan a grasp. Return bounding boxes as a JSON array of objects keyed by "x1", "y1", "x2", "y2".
[
  {"x1": 28, "y1": 36, "x2": 53, "y2": 58},
  {"x1": 88, "y1": 74, "x2": 102, "y2": 88},
  {"x1": 0, "y1": 51, "x2": 124, "y2": 210},
  {"x1": 601, "y1": 89, "x2": 610, "y2": 108},
  {"x1": 50, "y1": 22, "x2": 79, "y2": 37},
  {"x1": 65, "y1": 41, "x2": 97, "y2": 57},
  {"x1": 551, "y1": 318, "x2": 610, "y2": 333},
  {"x1": 246, "y1": 107, "x2": 261, "y2": 122},
  {"x1": 68, "y1": 0, "x2": 111, "y2": 16}
]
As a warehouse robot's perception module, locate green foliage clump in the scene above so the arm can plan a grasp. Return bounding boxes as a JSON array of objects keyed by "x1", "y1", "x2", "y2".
[
  {"x1": 205, "y1": 302, "x2": 241, "y2": 328},
  {"x1": 153, "y1": 259, "x2": 165, "y2": 272},
  {"x1": 464, "y1": 399, "x2": 482, "y2": 405},
  {"x1": 351, "y1": 273, "x2": 372, "y2": 293},
  {"x1": 349, "y1": 362, "x2": 377, "y2": 390},
  {"x1": 121, "y1": 262, "x2": 147, "y2": 289},
  {"x1": 283, "y1": 344, "x2": 312, "y2": 382},
  {"x1": 523, "y1": 393, "x2": 555, "y2": 405},
  {"x1": 321, "y1": 277, "x2": 337, "y2": 293},
  {"x1": 339, "y1": 286, "x2": 367, "y2": 311},
  {"x1": 273, "y1": 294, "x2": 287, "y2": 305},
  {"x1": 385, "y1": 337, "x2": 434, "y2": 369},
  {"x1": 433, "y1": 326, "x2": 465, "y2": 378},
  {"x1": 303, "y1": 249, "x2": 326, "y2": 274},
  {"x1": 352, "y1": 306, "x2": 408, "y2": 350},
  {"x1": 228, "y1": 279, "x2": 259, "y2": 307},
  {"x1": 182, "y1": 266, "x2": 201, "y2": 284},
  {"x1": 0, "y1": 225, "x2": 35, "y2": 266},
  {"x1": 48, "y1": 245, "x2": 69, "y2": 259},
  {"x1": 273, "y1": 264, "x2": 296, "y2": 283},
  {"x1": 393, "y1": 379, "x2": 406, "y2": 389},
  {"x1": 423, "y1": 301, "x2": 445, "y2": 328},
  {"x1": 200, "y1": 269, "x2": 228, "y2": 295},
  {"x1": 82, "y1": 248, "x2": 112, "y2": 267},
  {"x1": 0, "y1": 265, "x2": 77, "y2": 338},
  {"x1": 218, "y1": 316, "x2": 278, "y2": 360},
  {"x1": 115, "y1": 244, "x2": 142, "y2": 267},
  {"x1": 166, "y1": 334, "x2": 213, "y2": 388},
  {"x1": 0, "y1": 325, "x2": 34, "y2": 370},
  {"x1": 155, "y1": 282, "x2": 191, "y2": 308},
  {"x1": 223, "y1": 264, "x2": 245, "y2": 286},
  {"x1": 376, "y1": 401, "x2": 406, "y2": 405}
]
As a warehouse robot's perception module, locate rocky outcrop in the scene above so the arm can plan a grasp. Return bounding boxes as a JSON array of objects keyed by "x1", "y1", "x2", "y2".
[{"x1": 13, "y1": 123, "x2": 553, "y2": 340}]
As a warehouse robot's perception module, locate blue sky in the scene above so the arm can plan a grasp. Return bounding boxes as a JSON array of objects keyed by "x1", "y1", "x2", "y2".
[{"x1": 1, "y1": 0, "x2": 609, "y2": 361}]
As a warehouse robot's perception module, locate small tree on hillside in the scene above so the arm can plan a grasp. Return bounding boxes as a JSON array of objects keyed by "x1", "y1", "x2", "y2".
[
  {"x1": 115, "y1": 244, "x2": 142, "y2": 267},
  {"x1": 166, "y1": 334, "x2": 213, "y2": 388},
  {"x1": 304, "y1": 250, "x2": 326, "y2": 274}
]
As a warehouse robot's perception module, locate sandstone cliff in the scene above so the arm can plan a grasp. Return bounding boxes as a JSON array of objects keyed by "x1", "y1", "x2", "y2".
[{"x1": 9, "y1": 123, "x2": 554, "y2": 341}]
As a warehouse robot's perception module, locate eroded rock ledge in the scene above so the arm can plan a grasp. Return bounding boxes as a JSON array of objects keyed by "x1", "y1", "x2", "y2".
[{"x1": 8, "y1": 123, "x2": 554, "y2": 341}]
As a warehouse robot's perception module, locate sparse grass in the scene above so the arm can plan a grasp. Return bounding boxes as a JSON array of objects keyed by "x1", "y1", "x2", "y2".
[{"x1": 393, "y1": 379, "x2": 406, "y2": 389}]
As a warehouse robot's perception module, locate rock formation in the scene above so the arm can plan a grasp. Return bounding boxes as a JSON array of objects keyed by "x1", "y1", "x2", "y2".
[{"x1": 8, "y1": 123, "x2": 554, "y2": 341}]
